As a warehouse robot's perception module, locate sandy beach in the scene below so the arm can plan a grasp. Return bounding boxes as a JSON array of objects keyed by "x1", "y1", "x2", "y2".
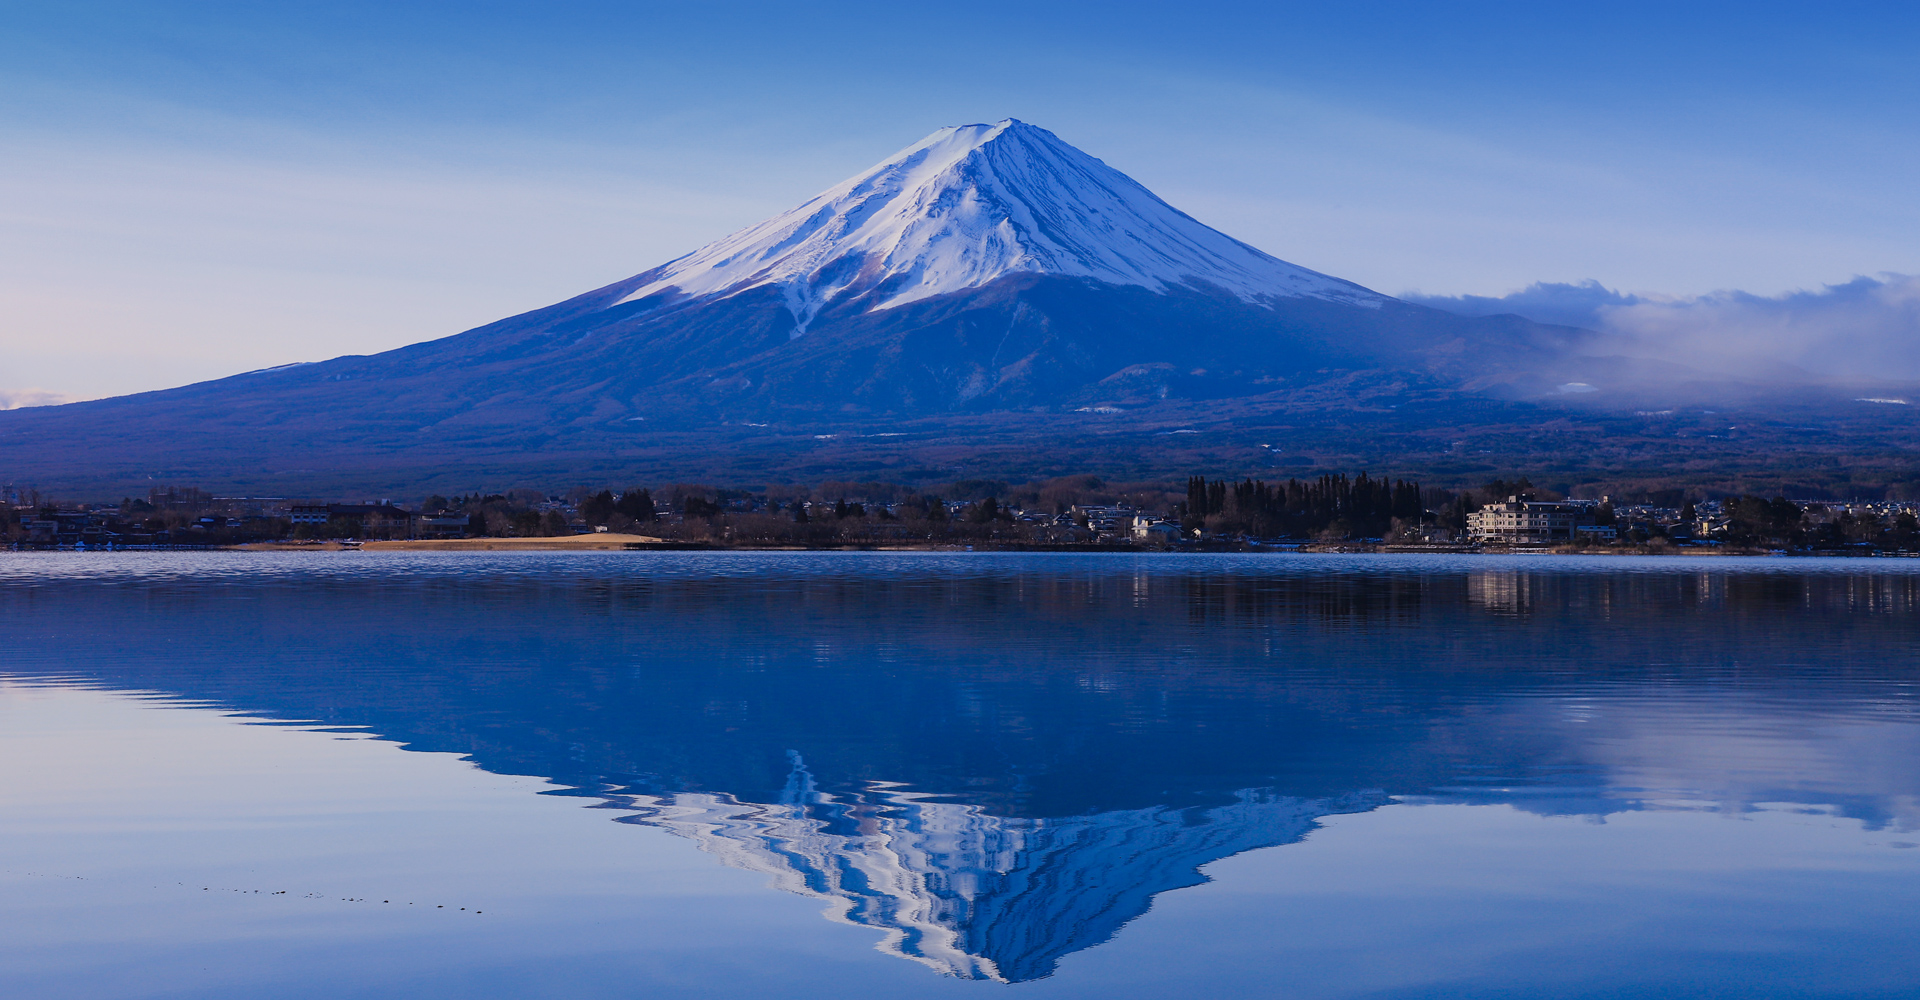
[{"x1": 358, "y1": 533, "x2": 668, "y2": 551}]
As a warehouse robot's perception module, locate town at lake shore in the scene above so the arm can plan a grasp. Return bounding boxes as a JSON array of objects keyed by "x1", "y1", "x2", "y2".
[{"x1": 9, "y1": 474, "x2": 1918, "y2": 556}]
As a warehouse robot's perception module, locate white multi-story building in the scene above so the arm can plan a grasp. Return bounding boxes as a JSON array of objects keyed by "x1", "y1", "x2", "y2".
[
  {"x1": 1466, "y1": 496, "x2": 1579, "y2": 544},
  {"x1": 288, "y1": 504, "x2": 333, "y2": 525},
  {"x1": 1132, "y1": 515, "x2": 1180, "y2": 542}
]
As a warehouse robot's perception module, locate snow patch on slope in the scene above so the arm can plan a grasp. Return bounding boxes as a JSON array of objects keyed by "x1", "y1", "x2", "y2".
[{"x1": 619, "y1": 120, "x2": 1382, "y2": 332}]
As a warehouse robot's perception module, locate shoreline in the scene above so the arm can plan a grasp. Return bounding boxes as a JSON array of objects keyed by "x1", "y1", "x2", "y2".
[
  {"x1": 237, "y1": 533, "x2": 674, "y2": 552},
  {"x1": 166, "y1": 539, "x2": 1920, "y2": 557}
]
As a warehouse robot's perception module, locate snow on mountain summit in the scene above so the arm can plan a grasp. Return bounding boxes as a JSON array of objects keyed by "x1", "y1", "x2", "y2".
[{"x1": 619, "y1": 119, "x2": 1383, "y2": 331}]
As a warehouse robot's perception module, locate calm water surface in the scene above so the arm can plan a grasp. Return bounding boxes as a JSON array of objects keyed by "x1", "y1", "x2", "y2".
[{"x1": 3, "y1": 552, "x2": 1919, "y2": 998}]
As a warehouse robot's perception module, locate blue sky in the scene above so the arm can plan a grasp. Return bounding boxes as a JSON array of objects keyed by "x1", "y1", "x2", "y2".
[{"x1": 4, "y1": 1, "x2": 1918, "y2": 400}]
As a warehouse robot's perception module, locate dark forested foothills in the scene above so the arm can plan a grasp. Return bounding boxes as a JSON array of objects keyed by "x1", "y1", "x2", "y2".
[{"x1": 9, "y1": 473, "x2": 1920, "y2": 554}]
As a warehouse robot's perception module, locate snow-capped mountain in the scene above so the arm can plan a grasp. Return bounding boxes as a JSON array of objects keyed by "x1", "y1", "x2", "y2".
[
  {"x1": 0, "y1": 118, "x2": 1610, "y2": 494},
  {"x1": 619, "y1": 119, "x2": 1383, "y2": 332}
]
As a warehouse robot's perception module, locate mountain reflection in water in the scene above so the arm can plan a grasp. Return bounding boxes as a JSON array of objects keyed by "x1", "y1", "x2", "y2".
[
  {"x1": 5, "y1": 553, "x2": 1919, "y2": 982},
  {"x1": 624, "y1": 760, "x2": 1379, "y2": 981}
]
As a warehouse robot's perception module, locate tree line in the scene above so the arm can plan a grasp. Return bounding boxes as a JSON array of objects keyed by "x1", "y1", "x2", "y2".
[{"x1": 1184, "y1": 473, "x2": 1425, "y2": 539}]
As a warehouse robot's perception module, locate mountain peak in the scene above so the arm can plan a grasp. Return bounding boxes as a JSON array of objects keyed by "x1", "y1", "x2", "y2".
[{"x1": 619, "y1": 120, "x2": 1382, "y2": 332}]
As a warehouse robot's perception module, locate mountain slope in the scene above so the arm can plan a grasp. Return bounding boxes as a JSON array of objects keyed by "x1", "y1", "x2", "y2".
[
  {"x1": 0, "y1": 119, "x2": 1642, "y2": 495},
  {"x1": 617, "y1": 119, "x2": 1384, "y2": 330}
]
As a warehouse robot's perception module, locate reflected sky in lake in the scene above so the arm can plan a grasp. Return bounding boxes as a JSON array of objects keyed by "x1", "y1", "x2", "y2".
[{"x1": 3, "y1": 553, "x2": 1919, "y2": 998}]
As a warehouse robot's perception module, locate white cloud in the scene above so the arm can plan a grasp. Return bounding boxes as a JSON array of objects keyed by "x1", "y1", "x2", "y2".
[
  {"x1": 0, "y1": 388, "x2": 73, "y2": 410},
  {"x1": 1603, "y1": 275, "x2": 1920, "y2": 380},
  {"x1": 1413, "y1": 275, "x2": 1920, "y2": 382}
]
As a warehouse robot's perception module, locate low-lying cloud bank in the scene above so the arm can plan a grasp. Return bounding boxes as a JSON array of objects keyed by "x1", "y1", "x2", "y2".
[
  {"x1": 0, "y1": 388, "x2": 74, "y2": 410},
  {"x1": 1406, "y1": 275, "x2": 1920, "y2": 382}
]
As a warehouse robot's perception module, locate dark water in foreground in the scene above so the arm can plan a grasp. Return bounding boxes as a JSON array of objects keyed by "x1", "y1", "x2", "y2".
[{"x1": 4, "y1": 552, "x2": 1919, "y2": 998}]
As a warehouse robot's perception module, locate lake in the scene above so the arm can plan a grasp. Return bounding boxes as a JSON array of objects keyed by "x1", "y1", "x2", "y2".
[{"x1": 4, "y1": 552, "x2": 1919, "y2": 998}]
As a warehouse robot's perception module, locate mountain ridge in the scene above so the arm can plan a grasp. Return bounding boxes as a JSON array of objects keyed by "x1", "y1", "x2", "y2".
[{"x1": 6, "y1": 119, "x2": 1914, "y2": 497}]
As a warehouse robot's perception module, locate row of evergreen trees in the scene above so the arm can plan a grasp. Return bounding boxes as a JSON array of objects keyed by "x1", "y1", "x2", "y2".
[
  {"x1": 577, "y1": 488, "x2": 657, "y2": 525},
  {"x1": 1185, "y1": 473, "x2": 1424, "y2": 539}
]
